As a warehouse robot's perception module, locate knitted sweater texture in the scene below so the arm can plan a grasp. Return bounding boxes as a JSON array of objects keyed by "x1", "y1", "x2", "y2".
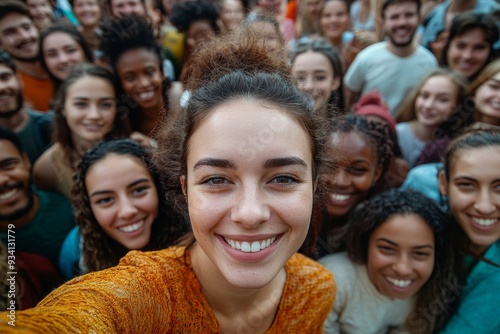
[{"x1": 0, "y1": 247, "x2": 335, "y2": 333}]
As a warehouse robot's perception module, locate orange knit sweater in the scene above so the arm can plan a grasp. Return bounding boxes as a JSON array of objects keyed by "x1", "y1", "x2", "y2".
[{"x1": 0, "y1": 247, "x2": 335, "y2": 333}]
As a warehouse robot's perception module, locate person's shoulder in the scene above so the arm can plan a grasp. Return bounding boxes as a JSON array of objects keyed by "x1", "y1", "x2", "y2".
[
  {"x1": 422, "y1": 0, "x2": 450, "y2": 26},
  {"x1": 287, "y1": 253, "x2": 335, "y2": 287},
  {"x1": 357, "y1": 41, "x2": 387, "y2": 57},
  {"x1": 414, "y1": 45, "x2": 438, "y2": 60},
  {"x1": 318, "y1": 252, "x2": 357, "y2": 281},
  {"x1": 119, "y1": 247, "x2": 189, "y2": 272}
]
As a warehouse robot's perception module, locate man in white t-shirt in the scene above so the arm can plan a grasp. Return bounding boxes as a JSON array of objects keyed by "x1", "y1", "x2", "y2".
[{"x1": 343, "y1": 0, "x2": 438, "y2": 114}]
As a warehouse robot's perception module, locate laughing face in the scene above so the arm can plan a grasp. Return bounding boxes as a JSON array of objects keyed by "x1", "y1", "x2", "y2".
[
  {"x1": 323, "y1": 131, "x2": 382, "y2": 218},
  {"x1": 439, "y1": 146, "x2": 500, "y2": 255},
  {"x1": 116, "y1": 48, "x2": 163, "y2": 112},
  {"x1": 0, "y1": 13, "x2": 39, "y2": 62},
  {"x1": 86, "y1": 154, "x2": 158, "y2": 250},
  {"x1": 383, "y1": 2, "x2": 419, "y2": 48},
  {"x1": 63, "y1": 75, "x2": 116, "y2": 145},
  {"x1": 415, "y1": 75, "x2": 458, "y2": 128},
  {"x1": 182, "y1": 99, "x2": 314, "y2": 289},
  {"x1": 474, "y1": 72, "x2": 500, "y2": 126},
  {"x1": 0, "y1": 64, "x2": 23, "y2": 118},
  {"x1": 367, "y1": 213, "x2": 435, "y2": 299},
  {"x1": 0, "y1": 140, "x2": 34, "y2": 222},
  {"x1": 42, "y1": 32, "x2": 87, "y2": 81}
]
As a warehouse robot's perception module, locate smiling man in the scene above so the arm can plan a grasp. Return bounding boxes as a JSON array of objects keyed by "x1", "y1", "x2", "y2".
[
  {"x1": 0, "y1": 51, "x2": 52, "y2": 164},
  {"x1": 343, "y1": 0, "x2": 438, "y2": 114},
  {"x1": 0, "y1": 0, "x2": 53, "y2": 111},
  {"x1": 0, "y1": 127, "x2": 75, "y2": 267}
]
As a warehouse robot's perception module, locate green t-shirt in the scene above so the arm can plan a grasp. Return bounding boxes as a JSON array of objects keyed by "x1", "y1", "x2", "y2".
[{"x1": 0, "y1": 190, "x2": 75, "y2": 266}]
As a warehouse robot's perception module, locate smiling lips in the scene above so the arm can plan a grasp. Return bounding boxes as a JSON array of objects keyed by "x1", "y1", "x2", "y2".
[
  {"x1": 224, "y1": 236, "x2": 277, "y2": 253},
  {"x1": 118, "y1": 220, "x2": 145, "y2": 233},
  {"x1": 0, "y1": 188, "x2": 18, "y2": 201},
  {"x1": 386, "y1": 277, "x2": 412, "y2": 288},
  {"x1": 470, "y1": 217, "x2": 499, "y2": 230}
]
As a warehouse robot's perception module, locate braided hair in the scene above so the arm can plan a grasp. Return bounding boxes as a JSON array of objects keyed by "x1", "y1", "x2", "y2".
[
  {"x1": 72, "y1": 139, "x2": 190, "y2": 272},
  {"x1": 324, "y1": 113, "x2": 393, "y2": 176}
]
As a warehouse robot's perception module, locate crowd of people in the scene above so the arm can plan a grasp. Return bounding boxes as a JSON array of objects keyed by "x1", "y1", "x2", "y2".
[{"x1": 0, "y1": 0, "x2": 499, "y2": 332}]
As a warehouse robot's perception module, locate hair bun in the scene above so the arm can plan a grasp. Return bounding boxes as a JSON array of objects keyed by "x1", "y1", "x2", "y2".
[{"x1": 186, "y1": 33, "x2": 290, "y2": 91}]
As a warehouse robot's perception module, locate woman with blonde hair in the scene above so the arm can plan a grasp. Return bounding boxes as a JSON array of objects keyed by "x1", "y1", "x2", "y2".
[{"x1": 395, "y1": 68, "x2": 468, "y2": 167}]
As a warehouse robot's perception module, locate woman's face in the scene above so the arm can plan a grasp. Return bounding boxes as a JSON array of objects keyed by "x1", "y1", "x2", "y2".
[
  {"x1": 415, "y1": 75, "x2": 458, "y2": 128},
  {"x1": 220, "y1": 0, "x2": 245, "y2": 31},
  {"x1": 182, "y1": 98, "x2": 315, "y2": 289},
  {"x1": 43, "y1": 32, "x2": 87, "y2": 81},
  {"x1": 323, "y1": 131, "x2": 382, "y2": 218},
  {"x1": 439, "y1": 147, "x2": 500, "y2": 255},
  {"x1": 292, "y1": 50, "x2": 340, "y2": 114},
  {"x1": 73, "y1": 0, "x2": 102, "y2": 29},
  {"x1": 320, "y1": 0, "x2": 350, "y2": 44},
  {"x1": 474, "y1": 71, "x2": 500, "y2": 126},
  {"x1": 116, "y1": 48, "x2": 163, "y2": 112},
  {"x1": 26, "y1": 0, "x2": 53, "y2": 31},
  {"x1": 447, "y1": 28, "x2": 490, "y2": 79},
  {"x1": 367, "y1": 213, "x2": 435, "y2": 299},
  {"x1": 63, "y1": 75, "x2": 116, "y2": 144},
  {"x1": 87, "y1": 154, "x2": 158, "y2": 250}
]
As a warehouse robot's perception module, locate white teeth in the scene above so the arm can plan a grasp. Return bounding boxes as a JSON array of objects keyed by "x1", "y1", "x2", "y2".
[
  {"x1": 0, "y1": 188, "x2": 18, "y2": 200},
  {"x1": 331, "y1": 193, "x2": 351, "y2": 201},
  {"x1": 224, "y1": 236, "x2": 277, "y2": 253},
  {"x1": 386, "y1": 277, "x2": 412, "y2": 288},
  {"x1": 472, "y1": 217, "x2": 498, "y2": 227},
  {"x1": 118, "y1": 220, "x2": 144, "y2": 233},
  {"x1": 138, "y1": 91, "x2": 155, "y2": 100}
]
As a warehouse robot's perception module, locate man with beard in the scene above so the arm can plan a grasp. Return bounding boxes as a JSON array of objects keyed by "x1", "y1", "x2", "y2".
[
  {"x1": 0, "y1": 51, "x2": 52, "y2": 164},
  {"x1": 343, "y1": 0, "x2": 438, "y2": 114},
  {"x1": 0, "y1": 126, "x2": 75, "y2": 267},
  {"x1": 0, "y1": 0, "x2": 53, "y2": 111}
]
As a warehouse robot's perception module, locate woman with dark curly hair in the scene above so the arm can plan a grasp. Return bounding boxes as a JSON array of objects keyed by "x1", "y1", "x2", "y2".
[
  {"x1": 306, "y1": 113, "x2": 394, "y2": 258},
  {"x1": 59, "y1": 139, "x2": 188, "y2": 279},
  {"x1": 320, "y1": 189, "x2": 457, "y2": 334},
  {"x1": 0, "y1": 33, "x2": 335, "y2": 333},
  {"x1": 100, "y1": 14, "x2": 174, "y2": 136}
]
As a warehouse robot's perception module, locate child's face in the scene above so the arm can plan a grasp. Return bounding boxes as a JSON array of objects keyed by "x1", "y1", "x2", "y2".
[
  {"x1": 292, "y1": 50, "x2": 340, "y2": 114},
  {"x1": 439, "y1": 147, "x2": 500, "y2": 255},
  {"x1": 415, "y1": 75, "x2": 458, "y2": 128},
  {"x1": 323, "y1": 131, "x2": 382, "y2": 218},
  {"x1": 367, "y1": 213, "x2": 435, "y2": 299},
  {"x1": 182, "y1": 98, "x2": 315, "y2": 289}
]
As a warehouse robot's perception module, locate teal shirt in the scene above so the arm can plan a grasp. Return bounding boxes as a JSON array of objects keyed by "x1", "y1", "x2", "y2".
[
  {"x1": 0, "y1": 190, "x2": 75, "y2": 266},
  {"x1": 440, "y1": 242, "x2": 500, "y2": 333}
]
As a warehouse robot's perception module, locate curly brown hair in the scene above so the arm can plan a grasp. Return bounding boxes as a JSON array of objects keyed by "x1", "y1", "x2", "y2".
[{"x1": 72, "y1": 139, "x2": 190, "y2": 272}]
